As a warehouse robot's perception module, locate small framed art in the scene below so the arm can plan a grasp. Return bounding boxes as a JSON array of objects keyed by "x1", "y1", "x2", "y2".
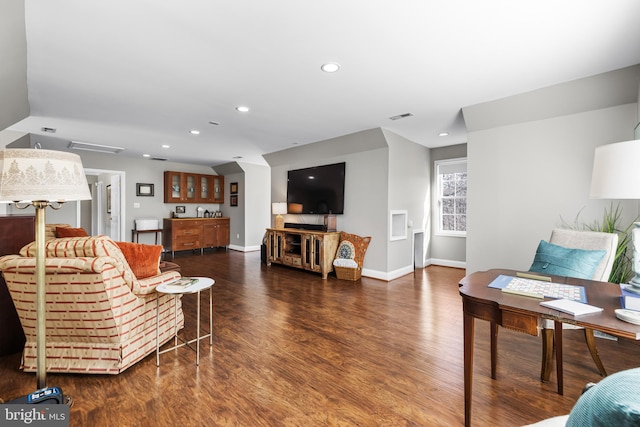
[
  {"x1": 175, "y1": 206, "x2": 186, "y2": 214},
  {"x1": 136, "y1": 183, "x2": 154, "y2": 196},
  {"x1": 230, "y1": 182, "x2": 238, "y2": 195},
  {"x1": 230, "y1": 195, "x2": 238, "y2": 207}
]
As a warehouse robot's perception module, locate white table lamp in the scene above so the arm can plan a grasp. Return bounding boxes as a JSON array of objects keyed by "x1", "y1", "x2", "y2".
[
  {"x1": 590, "y1": 139, "x2": 640, "y2": 285},
  {"x1": 0, "y1": 148, "x2": 91, "y2": 391},
  {"x1": 272, "y1": 202, "x2": 287, "y2": 229}
]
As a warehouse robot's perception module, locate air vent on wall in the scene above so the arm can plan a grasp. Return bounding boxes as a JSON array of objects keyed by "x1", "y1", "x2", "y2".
[
  {"x1": 68, "y1": 141, "x2": 124, "y2": 154},
  {"x1": 389, "y1": 113, "x2": 414, "y2": 120}
]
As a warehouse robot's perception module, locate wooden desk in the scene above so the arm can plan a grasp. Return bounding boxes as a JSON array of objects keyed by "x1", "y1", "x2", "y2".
[
  {"x1": 131, "y1": 228, "x2": 162, "y2": 244},
  {"x1": 459, "y1": 269, "x2": 640, "y2": 427}
]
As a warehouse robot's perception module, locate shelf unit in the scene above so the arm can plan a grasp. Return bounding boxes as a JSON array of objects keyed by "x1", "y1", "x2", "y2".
[{"x1": 164, "y1": 171, "x2": 224, "y2": 204}]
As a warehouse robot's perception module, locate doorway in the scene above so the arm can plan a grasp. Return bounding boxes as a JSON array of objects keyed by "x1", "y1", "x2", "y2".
[{"x1": 81, "y1": 168, "x2": 126, "y2": 241}]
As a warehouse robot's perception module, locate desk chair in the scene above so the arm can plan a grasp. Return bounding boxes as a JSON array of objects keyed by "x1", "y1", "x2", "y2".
[{"x1": 534, "y1": 229, "x2": 618, "y2": 381}]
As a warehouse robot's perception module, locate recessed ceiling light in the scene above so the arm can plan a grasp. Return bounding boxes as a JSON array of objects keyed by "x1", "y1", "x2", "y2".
[
  {"x1": 439, "y1": 132, "x2": 449, "y2": 137},
  {"x1": 143, "y1": 154, "x2": 151, "y2": 158},
  {"x1": 236, "y1": 106, "x2": 250, "y2": 113},
  {"x1": 161, "y1": 144, "x2": 170, "y2": 148},
  {"x1": 321, "y1": 62, "x2": 340, "y2": 73},
  {"x1": 189, "y1": 130, "x2": 200, "y2": 135}
]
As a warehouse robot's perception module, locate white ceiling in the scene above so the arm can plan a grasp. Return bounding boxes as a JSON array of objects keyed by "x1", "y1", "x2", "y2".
[{"x1": 9, "y1": 0, "x2": 640, "y2": 166}]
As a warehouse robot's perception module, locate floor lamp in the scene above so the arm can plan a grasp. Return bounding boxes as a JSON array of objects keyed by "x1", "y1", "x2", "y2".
[
  {"x1": 0, "y1": 148, "x2": 91, "y2": 394},
  {"x1": 590, "y1": 139, "x2": 640, "y2": 287}
]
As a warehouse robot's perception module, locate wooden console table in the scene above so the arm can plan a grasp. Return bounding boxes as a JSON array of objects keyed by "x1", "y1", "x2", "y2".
[
  {"x1": 265, "y1": 228, "x2": 340, "y2": 279},
  {"x1": 459, "y1": 269, "x2": 640, "y2": 427}
]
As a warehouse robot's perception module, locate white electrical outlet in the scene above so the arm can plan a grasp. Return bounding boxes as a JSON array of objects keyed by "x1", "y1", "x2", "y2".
[
  {"x1": 236, "y1": 233, "x2": 240, "y2": 239},
  {"x1": 133, "y1": 203, "x2": 140, "y2": 208}
]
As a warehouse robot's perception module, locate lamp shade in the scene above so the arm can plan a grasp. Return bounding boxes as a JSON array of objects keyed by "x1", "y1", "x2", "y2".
[
  {"x1": 590, "y1": 140, "x2": 640, "y2": 199},
  {"x1": 0, "y1": 149, "x2": 91, "y2": 203},
  {"x1": 272, "y1": 202, "x2": 287, "y2": 215}
]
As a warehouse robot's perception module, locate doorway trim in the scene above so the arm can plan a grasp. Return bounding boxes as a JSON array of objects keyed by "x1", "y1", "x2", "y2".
[{"x1": 82, "y1": 168, "x2": 126, "y2": 240}]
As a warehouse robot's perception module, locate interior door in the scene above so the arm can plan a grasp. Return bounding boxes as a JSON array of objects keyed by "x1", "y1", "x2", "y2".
[{"x1": 109, "y1": 174, "x2": 121, "y2": 241}]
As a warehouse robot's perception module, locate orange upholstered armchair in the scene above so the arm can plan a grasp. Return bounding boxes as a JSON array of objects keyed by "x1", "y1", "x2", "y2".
[{"x1": 0, "y1": 235, "x2": 184, "y2": 374}]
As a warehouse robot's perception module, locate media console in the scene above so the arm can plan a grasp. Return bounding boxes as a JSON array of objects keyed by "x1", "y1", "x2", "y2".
[{"x1": 265, "y1": 227, "x2": 340, "y2": 279}]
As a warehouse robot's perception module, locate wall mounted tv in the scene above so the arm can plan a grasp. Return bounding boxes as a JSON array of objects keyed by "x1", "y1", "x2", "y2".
[{"x1": 286, "y1": 162, "x2": 345, "y2": 214}]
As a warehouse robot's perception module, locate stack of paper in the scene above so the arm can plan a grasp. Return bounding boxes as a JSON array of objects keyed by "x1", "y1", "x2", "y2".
[
  {"x1": 620, "y1": 284, "x2": 640, "y2": 311},
  {"x1": 540, "y1": 299, "x2": 603, "y2": 316}
]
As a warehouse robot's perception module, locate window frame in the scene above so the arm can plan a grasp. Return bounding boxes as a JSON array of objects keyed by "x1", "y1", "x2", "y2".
[{"x1": 435, "y1": 157, "x2": 467, "y2": 237}]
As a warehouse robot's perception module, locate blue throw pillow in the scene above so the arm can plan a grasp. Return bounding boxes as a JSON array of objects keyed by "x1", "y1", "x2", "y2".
[
  {"x1": 529, "y1": 240, "x2": 606, "y2": 280},
  {"x1": 566, "y1": 368, "x2": 640, "y2": 427}
]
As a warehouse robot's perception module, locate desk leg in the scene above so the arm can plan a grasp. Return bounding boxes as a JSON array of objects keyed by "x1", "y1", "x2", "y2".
[
  {"x1": 554, "y1": 320, "x2": 563, "y2": 395},
  {"x1": 490, "y1": 321, "x2": 498, "y2": 379},
  {"x1": 464, "y1": 312, "x2": 474, "y2": 427}
]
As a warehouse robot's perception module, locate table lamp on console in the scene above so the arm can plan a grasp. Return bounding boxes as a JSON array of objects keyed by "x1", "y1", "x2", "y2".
[
  {"x1": 590, "y1": 138, "x2": 640, "y2": 289},
  {"x1": 0, "y1": 148, "x2": 91, "y2": 400},
  {"x1": 272, "y1": 202, "x2": 287, "y2": 229}
]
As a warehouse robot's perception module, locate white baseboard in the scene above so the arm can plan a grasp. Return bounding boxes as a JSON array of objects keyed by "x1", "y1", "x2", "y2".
[
  {"x1": 361, "y1": 265, "x2": 415, "y2": 281},
  {"x1": 426, "y1": 258, "x2": 466, "y2": 269},
  {"x1": 227, "y1": 244, "x2": 261, "y2": 252},
  {"x1": 360, "y1": 260, "x2": 465, "y2": 281}
]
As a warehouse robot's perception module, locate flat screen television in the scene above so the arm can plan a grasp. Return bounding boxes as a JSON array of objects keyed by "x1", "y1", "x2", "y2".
[{"x1": 286, "y1": 162, "x2": 345, "y2": 214}]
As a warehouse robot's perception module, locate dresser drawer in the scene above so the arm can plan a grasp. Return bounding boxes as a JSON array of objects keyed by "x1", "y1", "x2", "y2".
[
  {"x1": 173, "y1": 238, "x2": 201, "y2": 250},
  {"x1": 174, "y1": 227, "x2": 200, "y2": 237}
]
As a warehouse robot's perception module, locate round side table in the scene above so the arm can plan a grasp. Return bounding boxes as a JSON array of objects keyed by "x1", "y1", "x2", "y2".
[{"x1": 155, "y1": 277, "x2": 214, "y2": 366}]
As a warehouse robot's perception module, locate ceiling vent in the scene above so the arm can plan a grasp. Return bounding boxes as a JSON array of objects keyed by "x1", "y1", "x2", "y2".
[
  {"x1": 389, "y1": 113, "x2": 414, "y2": 120},
  {"x1": 41, "y1": 127, "x2": 56, "y2": 133},
  {"x1": 68, "y1": 141, "x2": 124, "y2": 154},
  {"x1": 151, "y1": 157, "x2": 168, "y2": 161}
]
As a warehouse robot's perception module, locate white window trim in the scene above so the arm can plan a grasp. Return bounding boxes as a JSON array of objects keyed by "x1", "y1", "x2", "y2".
[{"x1": 435, "y1": 157, "x2": 467, "y2": 237}]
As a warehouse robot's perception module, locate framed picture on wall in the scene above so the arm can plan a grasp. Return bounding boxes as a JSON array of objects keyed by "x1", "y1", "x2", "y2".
[
  {"x1": 106, "y1": 185, "x2": 112, "y2": 214},
  {"x1": 230, "y1": 182, "x2": 238, "y2": 195},
  {"x1": 230, "y1": 195, "x2": 238, "y2": 207},
  {"x1": 176, "y1": 206, "x2": 186, "y2": 214},
  {"x1": 136, "y1": 183, "x2": 154, "y2": 196}
]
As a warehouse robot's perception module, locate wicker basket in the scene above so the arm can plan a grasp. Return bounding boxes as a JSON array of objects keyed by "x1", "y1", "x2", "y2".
[{"x1": 334, "y1": 266, "x2": 361, "y2": 281}]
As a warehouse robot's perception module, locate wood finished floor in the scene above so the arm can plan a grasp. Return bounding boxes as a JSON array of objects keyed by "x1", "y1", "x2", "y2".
[{"x1": 1, "y1": 250, "x2": 639, "y2": 426}]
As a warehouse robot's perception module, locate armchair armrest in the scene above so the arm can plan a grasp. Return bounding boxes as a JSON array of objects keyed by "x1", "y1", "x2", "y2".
[{"x1": 133, "y1": 270, "x2": 182, "y2": 295}]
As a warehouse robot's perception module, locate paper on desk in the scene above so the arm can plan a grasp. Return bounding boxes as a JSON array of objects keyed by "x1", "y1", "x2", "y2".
[{"x1": 540, "y1": 299, "x2": 603, "y2": 316}]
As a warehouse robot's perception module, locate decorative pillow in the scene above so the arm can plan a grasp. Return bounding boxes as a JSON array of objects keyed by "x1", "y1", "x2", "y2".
[
  {"x1": 336, "y1": 240, "x2": 356, "y2": 260},
  {"x1": 566, "y1": 368, "x2": 640, "y2": 427},
  {"x1": 529, "y1": 240, "x2": 606, "y2": 280},
  {"x1": 336, "y1": 232, "x2": 371, "y2": 267},
  {"x1": 56, "y1": 226, "x2": 88, "y2": 238},
  {"x1": 115, "y1": 241, "x2": 162, "y2": 279}
]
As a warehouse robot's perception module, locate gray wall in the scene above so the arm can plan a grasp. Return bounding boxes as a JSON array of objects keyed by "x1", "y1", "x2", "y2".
[
  {"x1": 214, "y1": 161, "x2": 271, "y2": 251},
  {"x1": 0, "y1": 0, "x2": 28, "y2": 131},
  {"x1": 464, "y1": 65, "x2": 640, "y2": 274},
  {"x1": 10, "y1": 148, "x2": 225, "y2": 245},
  {"x1": 430, "y1": 143, "x2": 467, "y2": 267},
  {"x1": 265, "y1": 127, "x2": 431, "y2": 280},
  {"x1": 384, "y1": 129, "x2": 430, "y2": 274}
]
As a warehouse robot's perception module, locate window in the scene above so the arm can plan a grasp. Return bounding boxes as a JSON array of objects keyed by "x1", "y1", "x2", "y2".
[{"x1": 435, "y1": 158, "x2": 467, "y2": 236}]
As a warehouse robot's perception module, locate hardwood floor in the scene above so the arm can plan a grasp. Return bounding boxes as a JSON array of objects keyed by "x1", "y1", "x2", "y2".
[{"x1": 1, "y1": 250, "x2": 639, "y2": 426}]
